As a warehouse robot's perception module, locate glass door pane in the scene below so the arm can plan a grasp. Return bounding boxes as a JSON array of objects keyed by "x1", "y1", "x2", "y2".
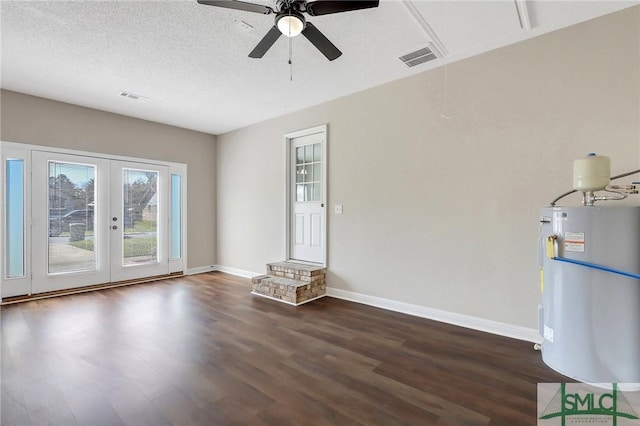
[
  {"x1": 122, "y1": 168, "x2": 158, "y2": 266},
  {"x1": 48, "y1": 161, "x2": 97, "y2": 274},
  {"x1": 293, "y1": 142, "x2": 322, "y2": 202}
]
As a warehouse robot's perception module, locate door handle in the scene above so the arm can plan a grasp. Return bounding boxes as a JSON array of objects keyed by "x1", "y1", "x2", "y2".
[{"x1": 112, "y1": 225, "x2": 118, "y2": 230}]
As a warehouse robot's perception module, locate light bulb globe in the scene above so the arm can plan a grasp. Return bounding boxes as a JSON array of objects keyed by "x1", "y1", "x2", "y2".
[{"x1": 277, "y1": 15, "x2": 304, "y2": 37}]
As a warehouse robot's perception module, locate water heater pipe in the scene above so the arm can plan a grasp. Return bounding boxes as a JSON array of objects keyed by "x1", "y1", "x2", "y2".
[
  {"x1": 553, "y1": 256, "x2": 640, "y2": 281},
  {"x1": 549, "y1": 168, "x2": 640, "y2": 206}
]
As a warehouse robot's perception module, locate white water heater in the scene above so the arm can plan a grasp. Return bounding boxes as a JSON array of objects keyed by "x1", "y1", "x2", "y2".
[
  {"x1": 539, "y1": 206, "x2": 640, "y2": 383},
  {"x1": 541, "y1": 153, "x2": 640, "y2": 384}
]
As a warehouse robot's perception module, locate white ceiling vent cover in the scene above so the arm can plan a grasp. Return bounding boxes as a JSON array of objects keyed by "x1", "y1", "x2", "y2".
[
  {"x1": 399, "y1": 44, "x2": 440, "y2": 68},
  {"x1": 119, "y1": 91, "x2": 149, "y2": 101}
]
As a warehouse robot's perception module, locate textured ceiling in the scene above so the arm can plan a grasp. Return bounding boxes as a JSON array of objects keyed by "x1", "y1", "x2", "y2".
[{"x1": 1, "y1": 1, "x2": 637, "y2": 135}]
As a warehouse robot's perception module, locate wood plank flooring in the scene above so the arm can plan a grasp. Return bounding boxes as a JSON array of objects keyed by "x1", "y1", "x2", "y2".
[{"x1": 1, "y1": 272, "x2": 567, "y2": 425}]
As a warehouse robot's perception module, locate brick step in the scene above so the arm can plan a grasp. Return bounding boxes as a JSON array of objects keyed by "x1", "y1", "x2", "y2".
[
  {"x1": 252, "y1": 262, "x2": 327, "y2": 306},
  {"x1": 266, "y1": 262, "x2": 325, "y2": 282}
]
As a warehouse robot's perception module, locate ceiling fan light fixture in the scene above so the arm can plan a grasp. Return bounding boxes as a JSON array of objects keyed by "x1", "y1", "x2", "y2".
[
  {"x1": 277, "y1": 13, "x2": 304, "y2": 37},
  {"x1": 198, "y1": 0, "x2": 376, "y2": 60}
]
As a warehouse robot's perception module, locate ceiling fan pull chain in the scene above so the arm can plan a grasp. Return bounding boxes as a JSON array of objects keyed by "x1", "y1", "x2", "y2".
[
  {"x1": 289, "y1": 23, "x2": 293, "y2": 81},
  {"x1": 289, "y1": 47, "x2": 293, "y2": 82},
  {"x1": 288, "y1": 6, "x2": 293, "y2": 81}
]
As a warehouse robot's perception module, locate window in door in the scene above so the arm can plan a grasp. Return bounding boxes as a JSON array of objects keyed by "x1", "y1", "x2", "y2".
[
  {"x1": 47, "y1": 161, "x2": 97, "y2": 274},
  {"x1": 122, "y1": 168, "x2": 158, "y2": 266},
  {"x1": 295, "y1": 143, "x2": 322, "y2": 202}
]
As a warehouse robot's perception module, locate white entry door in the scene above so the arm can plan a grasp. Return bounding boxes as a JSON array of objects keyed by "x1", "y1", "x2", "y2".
[
  {"x1": 110, "y1": 161, "x2": 168, "y2": 282},
  {"x1": 290, "y1": 130, "x2": 326, "y2": 264},
  {"x1": 32, "y1": 152, "x2": 111, "y2": 293},
  {"x1": 31, "y1": 152, "x2": 169, "y2": 294}
]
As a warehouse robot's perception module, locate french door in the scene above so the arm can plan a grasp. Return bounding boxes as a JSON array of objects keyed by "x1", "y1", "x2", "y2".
[
  {"x1": 110, "y1": 161, "x2": 168, "y2": 282},
  {"x1": 31, "y1": 151, "x2": 169, "y2": 294}
]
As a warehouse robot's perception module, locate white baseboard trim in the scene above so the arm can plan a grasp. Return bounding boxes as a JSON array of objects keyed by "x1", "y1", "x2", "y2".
[
  {"x1": 326, "y1": 287, "x2": 542, "y2": 344},
  {"x1": 213, "y1": 265, "x2": 263, "y2": 279},
  {"x1": 186, "y1": 265, "x2": 216, "y2": 275}
]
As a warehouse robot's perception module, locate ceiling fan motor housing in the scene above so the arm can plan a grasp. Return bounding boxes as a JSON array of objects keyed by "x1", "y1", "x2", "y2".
[{"x1": 276, "y1": 0, "x2": 306, "y2": 13}]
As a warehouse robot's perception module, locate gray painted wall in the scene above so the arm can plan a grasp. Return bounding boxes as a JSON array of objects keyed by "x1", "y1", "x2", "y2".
[
  {"x1": 216, "y1": 8, "x2": 640, "y2": 328},
  {"x1": 0, "y1": 90, "x2": 217, "y2": 269}
]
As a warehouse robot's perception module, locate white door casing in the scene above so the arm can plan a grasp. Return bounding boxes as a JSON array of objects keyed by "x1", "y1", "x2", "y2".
[{"x1": 286, "y1": 125, "x2": 327, "y2": 265}]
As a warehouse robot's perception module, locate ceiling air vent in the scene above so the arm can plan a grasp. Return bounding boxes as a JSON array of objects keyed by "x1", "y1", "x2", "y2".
[
  {"x1": 119, "y1": 91, "x2": 149, "y2": 101},
  {"x1": 399, "y1": 45, "x2": 439, "y2": 68}
]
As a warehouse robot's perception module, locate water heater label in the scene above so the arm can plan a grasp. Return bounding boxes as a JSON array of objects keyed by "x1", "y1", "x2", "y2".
[
  {"x1": 544, "y1": 325, "x2": 554, "y2": 343},
  {"x1": 564, "y1": 231, "x2": 585, "y2": 252}
]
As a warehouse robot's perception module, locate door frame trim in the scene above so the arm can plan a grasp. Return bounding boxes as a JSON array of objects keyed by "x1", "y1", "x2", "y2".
[
  {"x1": 283, "y1": 124, "x2": 327, "y2": 267},
  {"x1": 0, "y1": 141, "x2": 187, "y2": 298}
]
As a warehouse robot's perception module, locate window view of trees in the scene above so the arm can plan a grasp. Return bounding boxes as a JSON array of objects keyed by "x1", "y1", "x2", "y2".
[
  {"x1": 123, "y1": 172, "x2": 156, "y2": 230},
  {"x1": 48, "y1": 174, "x2": 94, "y2": 213}
]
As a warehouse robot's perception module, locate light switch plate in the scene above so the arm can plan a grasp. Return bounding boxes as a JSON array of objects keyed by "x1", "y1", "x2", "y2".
[{"x1": 334, "y1": 205, "x2": 343, "y2": 215}]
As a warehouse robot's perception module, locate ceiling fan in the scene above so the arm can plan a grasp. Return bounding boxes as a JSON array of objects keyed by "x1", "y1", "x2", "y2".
[{"x1": 197, "y1": 0, "x2": 380, "y2": 61}]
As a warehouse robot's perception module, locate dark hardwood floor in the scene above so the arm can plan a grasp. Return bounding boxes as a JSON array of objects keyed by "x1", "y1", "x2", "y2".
[{"x1": 1, "y1": 272, "x2": 566, "y2": 425}]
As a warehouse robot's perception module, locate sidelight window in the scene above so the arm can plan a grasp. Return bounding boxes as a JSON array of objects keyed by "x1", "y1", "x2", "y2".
[{"x1": 5, "y1": 159, "x2": 25, "y2": 278}]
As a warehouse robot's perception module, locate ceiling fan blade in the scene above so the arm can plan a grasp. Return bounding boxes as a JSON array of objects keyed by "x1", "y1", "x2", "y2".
[
  {"x1": 197, "y1": 0, "x2": 273, "y2": 15},
  {"x1": 305, "y1": 0, "x2": 379, "y2": 17},
  {"x1": 301, "y1": 22, "x2": 342, "y2": 61},
  {"x1": 249, "y1": 26, "x2": 282, "y2": 58}
]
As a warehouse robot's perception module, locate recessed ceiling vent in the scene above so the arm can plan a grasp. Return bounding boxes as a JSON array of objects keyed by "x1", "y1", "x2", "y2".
[
  {"x1": 399, "y1": 45, "x2": 440, "y2": 68},
  {"x1": 119, "y1": 91, "x2": 149, "y2": 101},
  {"x1": 235, "y1": 19, "x2": 254, "y2": 31}
]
